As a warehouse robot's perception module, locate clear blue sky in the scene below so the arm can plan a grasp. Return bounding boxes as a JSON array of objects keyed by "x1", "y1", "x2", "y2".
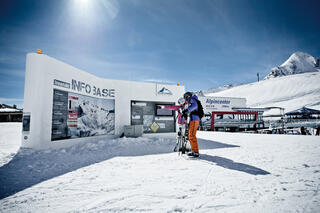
[{"x1": 1, "y1": 0, "x2": 320, "y2": 107}]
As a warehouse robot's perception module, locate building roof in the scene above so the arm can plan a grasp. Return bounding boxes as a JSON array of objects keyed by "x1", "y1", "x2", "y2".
[
  {"x1": 0, "y1": 104, "x2": 22, "y2": 113},
  {"x1": 285, "y1": 107, "x2": 320, "y2": 115}
]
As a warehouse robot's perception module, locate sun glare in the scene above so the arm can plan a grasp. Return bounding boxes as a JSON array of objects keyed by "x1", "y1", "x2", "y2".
[
  {"x1": 78, "y1": 0, "x2": 88, "y2": 5},
  {"x1": 69, "y1": 0, "x2": 119, "y2": 29},
  {"x1": 74, "y1": 0, "x2": 90, "y2": 15}
]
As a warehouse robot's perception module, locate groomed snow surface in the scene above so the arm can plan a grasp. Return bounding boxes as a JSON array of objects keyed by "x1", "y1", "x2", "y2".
[{"x1": 0, "y1": 123, "x2": 320, "y2": 212}]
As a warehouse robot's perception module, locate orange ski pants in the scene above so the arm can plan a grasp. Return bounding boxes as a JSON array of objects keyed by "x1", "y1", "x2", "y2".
[{"x1": 188, "y1": 120, "x2": 199, "y2": 153}]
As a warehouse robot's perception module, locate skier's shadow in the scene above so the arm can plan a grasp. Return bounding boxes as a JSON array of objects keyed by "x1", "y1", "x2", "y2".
[
  {"x1": 196, "y1": 154, "x2": 270, "y2": 175},
  {"x1": 197, "y1": 138, "x2": 240, "y2": 150}
]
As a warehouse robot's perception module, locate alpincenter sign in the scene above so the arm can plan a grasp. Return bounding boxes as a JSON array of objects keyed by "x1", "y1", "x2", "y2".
[
  {"x1": 54, "y1": 79, "x2": 115, "y2": 98},
  {"x1": 198, "y1": 96, "x2": 246, "y2": 113}
]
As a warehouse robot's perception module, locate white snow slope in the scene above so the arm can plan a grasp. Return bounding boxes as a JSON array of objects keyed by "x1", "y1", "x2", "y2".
[
  {"x1": 203, "y1": 84, "x2": 235, "y2": 95},
  {"x1": 205, "y1": 71, "x2": 320, "y2": 113},
  {"x1": 1, "y1": 123, "x2": 320, "y2": 212}
]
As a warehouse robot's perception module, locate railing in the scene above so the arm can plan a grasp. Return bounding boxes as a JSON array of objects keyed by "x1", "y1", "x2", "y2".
[
  {"x1": 264, "y1": 119, "x2": 320, "y2": 129},
  {"x1": 285, "y1": 119, "x2": 320, "y2": 123},
  {"x1": 202, "y1": 119, "x2": 261, "y2": 130}
]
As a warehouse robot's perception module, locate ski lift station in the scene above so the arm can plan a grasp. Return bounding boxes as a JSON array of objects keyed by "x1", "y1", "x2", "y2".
[
  {"x1": 198, "y1": 96, "x2": 266, "y2": 132},
  {"x1": 22, "y1": 52, "x2": 262, "y2": 150}
]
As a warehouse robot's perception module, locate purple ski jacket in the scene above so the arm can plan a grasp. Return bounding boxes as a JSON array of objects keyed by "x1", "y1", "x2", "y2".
[{"x1": 187, "y1": 95, "x2": 200, "y2": 121}]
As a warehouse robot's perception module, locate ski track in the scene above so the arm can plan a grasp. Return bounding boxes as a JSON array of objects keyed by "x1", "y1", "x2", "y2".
[{"x1": 1, "y1": 125, "x2": 320, "y2": 212}]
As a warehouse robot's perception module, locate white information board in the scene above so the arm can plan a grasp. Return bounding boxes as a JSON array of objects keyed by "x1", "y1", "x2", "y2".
[{"x1": 198, "y1": 96, "x2": 246, "y2": 113}]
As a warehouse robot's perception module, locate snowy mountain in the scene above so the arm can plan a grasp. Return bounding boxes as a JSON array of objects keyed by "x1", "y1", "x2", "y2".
[
  {"x1": 204, "y1": 72, "x2": 320, "y2": 113},
  {"x1": 264, "y1": 52, "x2": 320, "y2": 79},
  {"x1": 201, "y1": 52, "x2": 320, "y2": 113}
]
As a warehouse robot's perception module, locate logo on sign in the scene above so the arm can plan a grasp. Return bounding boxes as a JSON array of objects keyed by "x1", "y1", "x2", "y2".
[{"x1": 157, "y1": 87, "x2": 173, "y2": 95}]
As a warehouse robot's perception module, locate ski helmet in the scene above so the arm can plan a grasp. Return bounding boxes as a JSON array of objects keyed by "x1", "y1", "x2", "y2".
[
  {"x1": 178, "y1": 97, "x2": 185, "y2": 105},
  {"x1": 183, "y1": 92, "x2": 192, "y2": 101}
]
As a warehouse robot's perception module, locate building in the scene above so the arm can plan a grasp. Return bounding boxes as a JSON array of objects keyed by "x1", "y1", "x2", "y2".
[
  {"x1": 198, "y1": 96, "x2": 265, "y2": 132},
  {"x1": 0, "y1": 104, "x2": 22, "y2": 122},
  {"x1": 285, "y1": 107, "x2": 320, "y2": 128},
  {"x1": 22, "y1": 53, "x2": 185, "y2": 150}
]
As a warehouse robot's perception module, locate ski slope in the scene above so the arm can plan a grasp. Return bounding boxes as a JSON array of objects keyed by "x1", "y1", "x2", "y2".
[
  {"x1": 1, "y1": 123, "x2": 320, "y2": 212},
  {"x1": 205, "y1": 72, "x2": 320, "y2": 113}
]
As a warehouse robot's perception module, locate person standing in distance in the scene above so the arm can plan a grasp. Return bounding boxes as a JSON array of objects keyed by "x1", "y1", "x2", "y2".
[{"x1": 182, "y1": 92, "x2": 200, "y2": 157}]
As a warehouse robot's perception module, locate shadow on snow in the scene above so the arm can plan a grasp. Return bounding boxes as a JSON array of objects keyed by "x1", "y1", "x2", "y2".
[
  {"x1": 197, "y1": 154, "x2": 270, "y2": 176},
  {"x1": 0, "y1": 137, "x2": 242, "y2": 199}
]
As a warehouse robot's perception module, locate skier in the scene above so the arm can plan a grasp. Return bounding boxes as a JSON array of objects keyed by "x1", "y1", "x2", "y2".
[
  {"x1": 158, "y1": 97, "x2": 190, "y2": 152},
  {"x1": 182, "y1": 92, "x2": 201, "y2": 157}
]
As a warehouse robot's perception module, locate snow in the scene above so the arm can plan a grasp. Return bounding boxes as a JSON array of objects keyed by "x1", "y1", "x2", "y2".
[
  {"x1": 0, "y1": 123, "x2": 21, "y2": 166},
  {"x1": 1, "y1": 123, "x2": 320, "y2": 212},
  {"x1": 0, "y1": 108, "x2": 21, "y2": 112},
  {"x1": 202, "y1": 84, "x2": 235, "y2": 95},
  {"x1": 205, "y1": 72, "x2": 320, "y2": 113},
  {"x1": 265, "y1": 52, "x2": 319, "y2": 79}
]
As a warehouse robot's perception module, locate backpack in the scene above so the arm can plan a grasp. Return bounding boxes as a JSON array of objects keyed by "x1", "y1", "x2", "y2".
[{"x1": 191, "y1": 99, "x2": 204, "y2": 119}]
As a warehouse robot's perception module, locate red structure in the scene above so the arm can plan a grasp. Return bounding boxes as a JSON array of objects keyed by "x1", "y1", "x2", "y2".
[{"x1": 211, "y1": 111, "x2": 258, "y2": 131}]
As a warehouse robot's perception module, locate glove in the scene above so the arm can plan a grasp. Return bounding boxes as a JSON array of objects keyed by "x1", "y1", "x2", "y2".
[
  {"x1": 182, "y1": 109, "x2": 188, "y2": 120},
  {"x1": 182, "y1": 109, "x2": 188, "y2": 116}
]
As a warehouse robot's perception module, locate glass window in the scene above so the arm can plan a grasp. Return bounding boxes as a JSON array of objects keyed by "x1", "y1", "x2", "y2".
[{"x1": 23, "y1": 115, "x2": 30, "y2": 131}]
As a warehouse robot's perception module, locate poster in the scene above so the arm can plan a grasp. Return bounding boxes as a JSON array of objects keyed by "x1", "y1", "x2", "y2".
[{"x1": 52, "y1": 89, "x2": 115, "y2": 141}]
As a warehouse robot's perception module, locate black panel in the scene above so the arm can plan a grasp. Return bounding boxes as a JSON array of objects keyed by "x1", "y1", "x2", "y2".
[
  {"x1": 51, "y1": 89, "x2": 69, "y2": 140},
  {"x1": 131, "y1": 101, "x2": 175, "y2": 133}
]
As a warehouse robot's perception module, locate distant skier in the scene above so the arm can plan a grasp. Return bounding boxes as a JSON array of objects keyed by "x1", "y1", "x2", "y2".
[
  {"x1": 316, "y1": 126, "x2": 320, "y2": 136},
  {"x1": 182, "y1": 92, "x2": 202, "y2": 157}
]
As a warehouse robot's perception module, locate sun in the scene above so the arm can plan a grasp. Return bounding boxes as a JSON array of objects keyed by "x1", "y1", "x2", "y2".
[
  {"x1": 74, "y1": 0, "x2": 90, "y2": 14},
  {"x1": 78, "y1": 0, "x2": 89, "y2": 4}
]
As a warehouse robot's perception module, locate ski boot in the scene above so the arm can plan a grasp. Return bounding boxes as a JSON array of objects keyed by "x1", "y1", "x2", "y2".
[{"x1": 187, "y1": 151, "x2": 199, "y2": 157}]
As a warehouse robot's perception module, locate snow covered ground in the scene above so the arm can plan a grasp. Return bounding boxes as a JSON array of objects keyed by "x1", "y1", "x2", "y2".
[
  {"x1": 0, "y1": 123, "x2": 320, "y2": 212},
  {"x1": 0, "y1": 123, "x2": 21, "y2": 166}
]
